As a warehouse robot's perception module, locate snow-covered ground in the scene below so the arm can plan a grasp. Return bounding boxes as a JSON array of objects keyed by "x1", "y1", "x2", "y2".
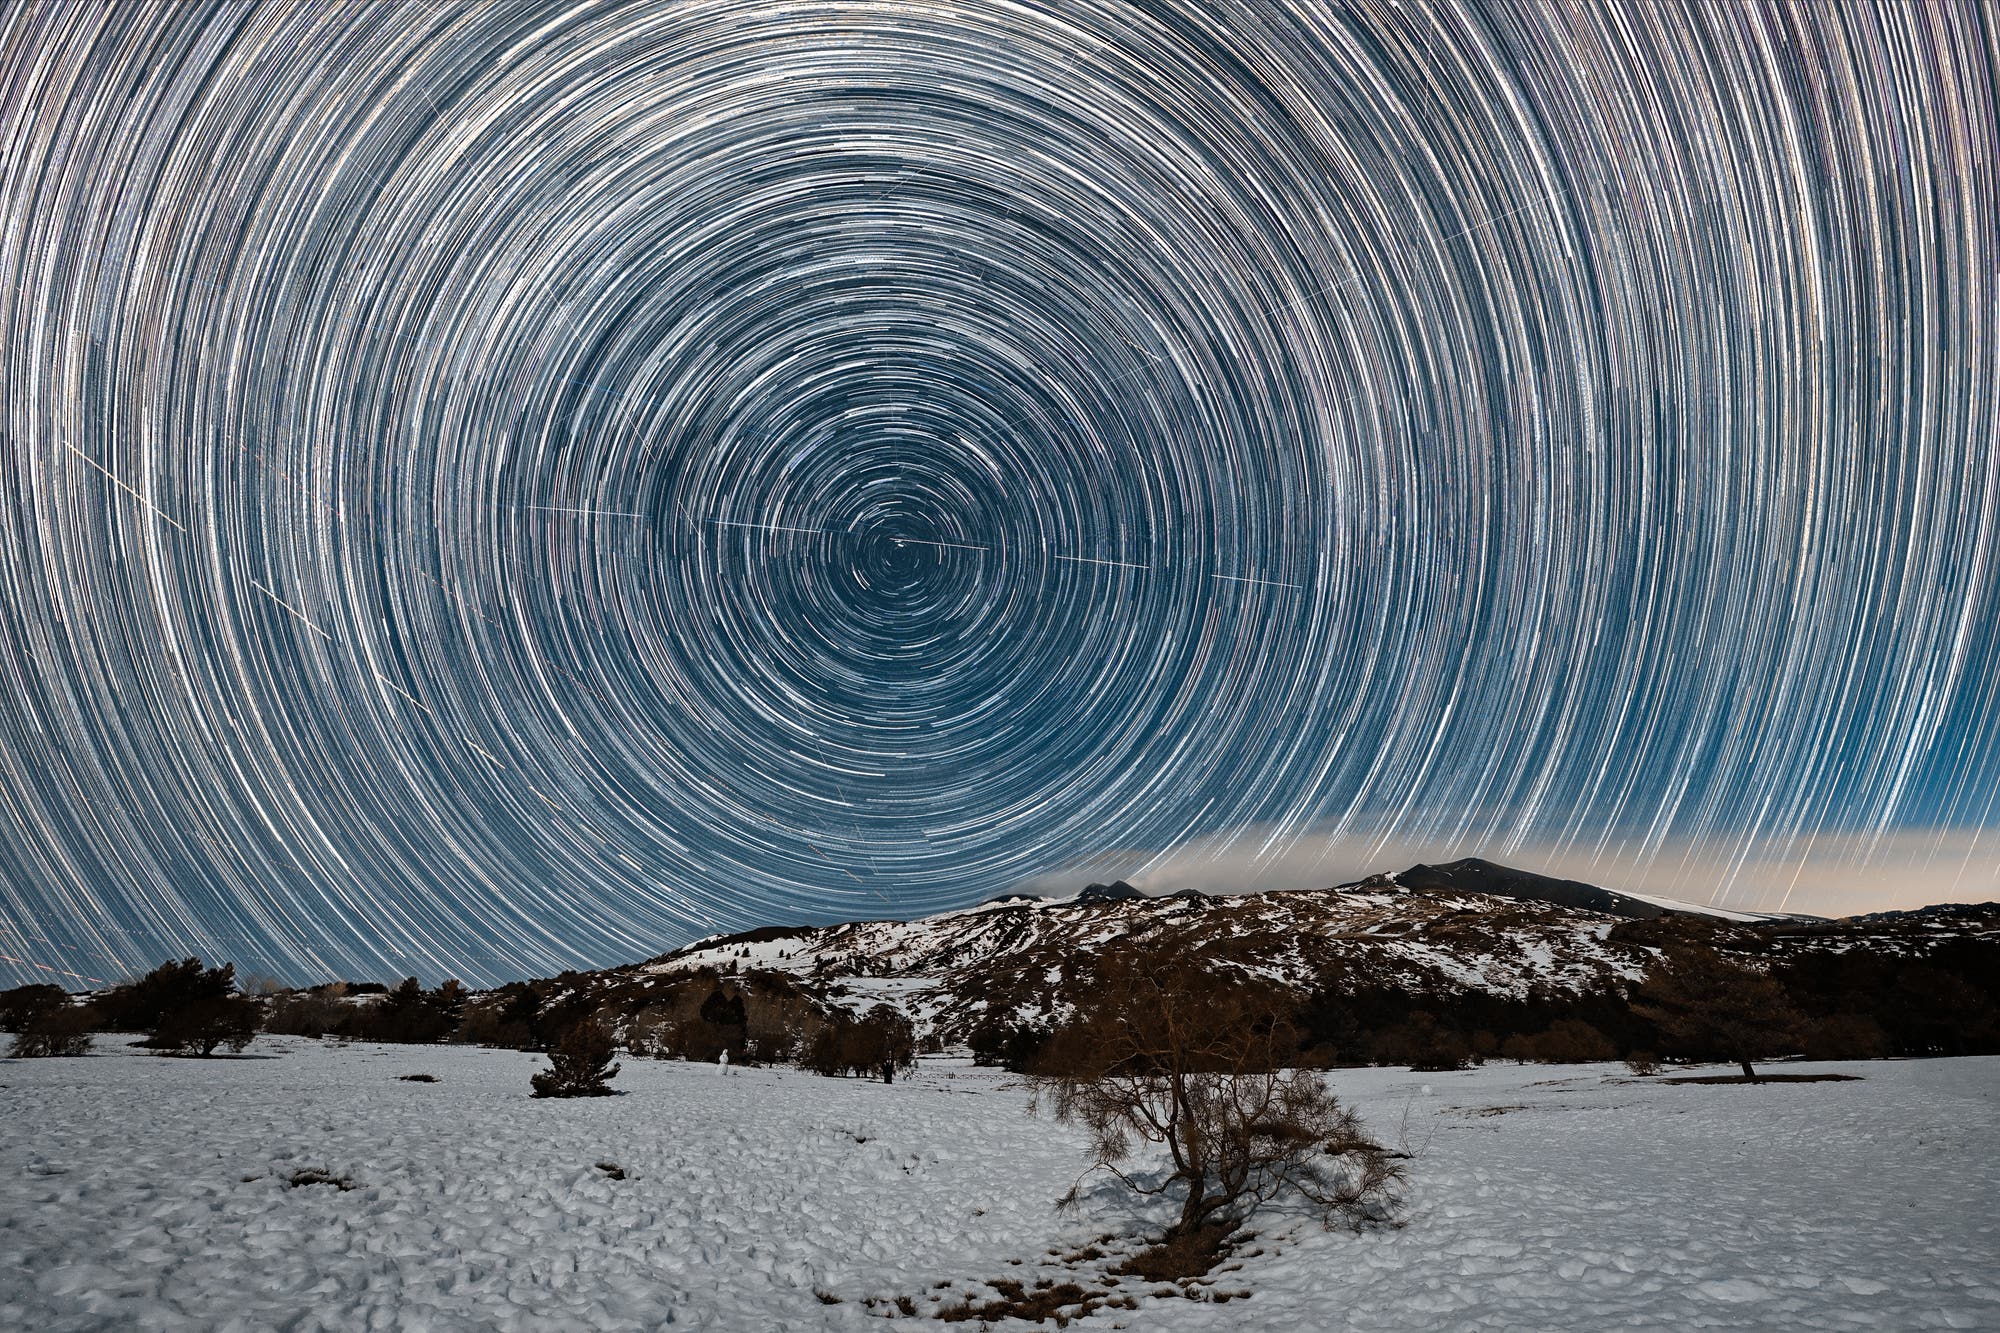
[{"x1": 2, "y1": 1040, "x2": 1994, "y2": 1330}]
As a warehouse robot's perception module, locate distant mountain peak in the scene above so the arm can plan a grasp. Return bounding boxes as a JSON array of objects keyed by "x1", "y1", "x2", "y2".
[
  {"x1": 1388, "y1": 858, "x2": 1807, "y2": 923},
  {"x1": 1391, "y1": 858, "x2": 1667, "y2": 918},
  {"x1": 1076, "y1": 879, "x2": 1145, "y2": 904}
]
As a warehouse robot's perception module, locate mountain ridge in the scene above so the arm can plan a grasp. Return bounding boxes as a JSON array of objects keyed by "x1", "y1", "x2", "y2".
[
  {"x1": 621, "y1": 861, "x2": 1971, "y2": 1049},
  {"x1": 668, "y1": 858, "x2": 1806, "y2": 961}
]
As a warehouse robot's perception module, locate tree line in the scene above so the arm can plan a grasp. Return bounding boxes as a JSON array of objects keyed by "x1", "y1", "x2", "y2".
[
  {"x1": 0, "y1": 958, "x2": 916, "y2": 1089},
  {"x1": 9, "y1": 922, "x2": 1993, "y2": 1086},
  {"x1": 971, "y1": 926, "x2": 2000, "y2": 1080}
]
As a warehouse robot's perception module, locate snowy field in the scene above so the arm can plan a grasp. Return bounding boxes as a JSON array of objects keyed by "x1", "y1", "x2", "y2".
[{"x1": 2, "y1": 1040, "x2": 1995, "y2": 1331}]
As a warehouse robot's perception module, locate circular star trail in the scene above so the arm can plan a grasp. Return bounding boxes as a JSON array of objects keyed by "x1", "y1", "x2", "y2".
[{"x1": 2, "y1": 1, "x2": 1996, "y2": 985}]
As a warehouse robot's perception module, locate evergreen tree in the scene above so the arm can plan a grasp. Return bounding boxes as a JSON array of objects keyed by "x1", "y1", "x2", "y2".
[
  {"x1": 1633, "y1": 946, "x2": 1803, "y2": 1080},
  {"x1": 150, "y1": 993, "x2": 258, "y2": 1057},
  {"x1": 0, "y1": 984, "x2": 68, "y2": 1033},
  {"x1": 99, "y1": 958, "x2": 259, "y2": 1054},
  {"x1": 9, "y1": 1004, "x2": 93, "y2": 1057},
  {"x1": 431, "y1": 979, "x2": 469, "y2": 1034},
  {"x1": 94, "y1": 958, "x2": 235, "y2": 1032},
  {"x1": 531, "y1": 1018, "x2": 620, "y2": 1097}
]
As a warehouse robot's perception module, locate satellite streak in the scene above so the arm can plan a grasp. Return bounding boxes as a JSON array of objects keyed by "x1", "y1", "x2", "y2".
[
  {"x1": 1211, "y1": 573, "x2": 1306, "y2": 591},
  {"x1": 710, "y1": 519, "x2": 848, "y2": 539},
  {"x1": 530, "y1": 505, "x2": 647, "y2": 519},
  {"x1": 61, "y1": 444, "x2": 189, "y2": 533},
  {"x1": 1056, "y1": 554, "x2": 1149, "y2": 571},
  {"x1": 247, "y1": 581, "x2": 335, "y2": 641}
]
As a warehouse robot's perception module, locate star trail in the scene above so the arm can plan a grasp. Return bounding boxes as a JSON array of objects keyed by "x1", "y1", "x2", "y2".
[{"x1": 2, "y1": 1, "x2": 1997, "y2": 987}]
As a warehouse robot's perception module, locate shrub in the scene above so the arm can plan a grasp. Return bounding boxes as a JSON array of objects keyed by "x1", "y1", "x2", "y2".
[
  {"x1": 1368, "y1": 1011, "x2": 1474, "y2": 1071},
  {"x1": 1766, "y1": 948, "x2": 1995, "y2": 1057},
  {"x1": 742, "y1": 1030, "x2": 797, "y2": 1065},
  {"x1": 801, "y1": 1020, "x2": 854, "y2": 1077},
  {"x1": 638, "y1": 1016, "x2": 717, "y2": 1062},
  {"x1": 698, "y1": 986, "x2": 748, "y2": 1049},
  {"x1": 1881, "y1": 965, "x2": 1999, "y2": 1057},
  {"x1": 9, "y1": 1004, "x2": 93, "y2": 1057},
  {"x1": 967, "y1": 1020, "x2": 1050, "y2": 1072},
  {"x1": 458, "y1": 983, "x2": 539, "y2": 1049},
  {"x1": 431, "y1": 979, "x2": 469, "y2": 1032},
  {"x1": 531, "y1": 1018, "x2": 620, "y2": 1097},
  {"x1": 98, "y1": 958, "x2": 260, "y2": 1055}
]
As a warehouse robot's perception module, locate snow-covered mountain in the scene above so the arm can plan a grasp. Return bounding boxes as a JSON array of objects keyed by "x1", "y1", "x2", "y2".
[{"x1": 619, "y1": 861, "x2": 1954, "y2": 1043}]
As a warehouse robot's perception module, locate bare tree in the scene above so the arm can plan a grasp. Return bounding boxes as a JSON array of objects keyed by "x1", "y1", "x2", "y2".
[{"x1": 1029, "y1": 951, "x2": 1403, "y2": 1242}]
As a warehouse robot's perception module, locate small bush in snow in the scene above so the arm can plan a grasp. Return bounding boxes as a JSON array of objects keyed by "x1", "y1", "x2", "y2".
[{"x1": 531, "y1": 1018, "x2": 620, "y2": 1097}]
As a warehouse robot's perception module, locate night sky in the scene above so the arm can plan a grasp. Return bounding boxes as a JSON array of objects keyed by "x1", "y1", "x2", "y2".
[{"x1": 3, "y1": 1, "x2": 1996, "y2": 988}]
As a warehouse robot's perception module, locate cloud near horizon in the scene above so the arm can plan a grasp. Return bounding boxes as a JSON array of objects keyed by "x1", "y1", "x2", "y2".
[{"x1": 1015, "y1": 826, "x2": 2000, "y2": 919}]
